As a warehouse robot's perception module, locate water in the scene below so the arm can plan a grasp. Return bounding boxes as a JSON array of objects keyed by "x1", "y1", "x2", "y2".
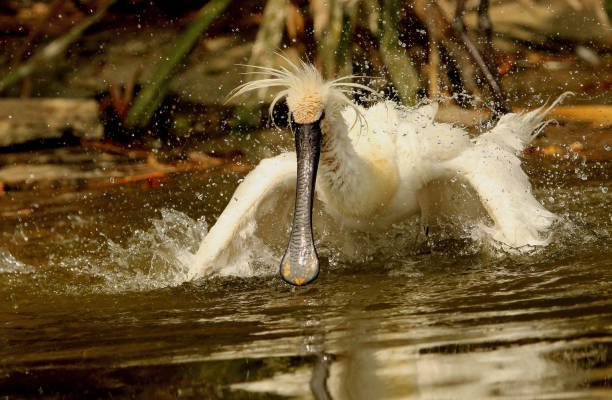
[{"x1": 0, "y1": 151, "x2": 610, "y2": 399}]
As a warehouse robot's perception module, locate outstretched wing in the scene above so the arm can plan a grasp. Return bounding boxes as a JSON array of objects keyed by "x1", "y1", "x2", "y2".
[
  {"x1": 444, "y1": 143, "x2": 556, "y2": 249},
  {"x1": 188, "y1": 153, "x2": 296, "y2": 279}
]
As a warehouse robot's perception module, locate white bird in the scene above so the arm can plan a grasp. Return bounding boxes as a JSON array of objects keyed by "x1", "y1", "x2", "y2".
[{"x1": 189, "y1": 59, "x2": 565, "y2": 286}]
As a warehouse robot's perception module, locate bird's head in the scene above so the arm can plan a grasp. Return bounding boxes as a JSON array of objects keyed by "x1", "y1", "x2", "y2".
[
  {"x1": 228, "y1": 59, "x2": 374, "y2": 132},
  {"x1": 284, "y1": 67, "x2": 326, "y2": 125},
  {"x1": 227, "y1": 59, "x2": 375, "y2": 286}
]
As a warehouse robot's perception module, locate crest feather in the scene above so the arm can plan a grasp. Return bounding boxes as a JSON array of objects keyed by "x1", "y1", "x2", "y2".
[{"x1": 226, "y1": 60, "x2": 378, "y2": 128}]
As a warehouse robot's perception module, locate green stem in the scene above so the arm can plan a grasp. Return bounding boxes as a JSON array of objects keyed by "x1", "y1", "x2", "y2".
[
  {"x1": 317, "y1": 0, "x2": 343, "y2": 79},
  {"x1": 0, "y1": 0, "x2": 117, "y2": 92},
  {"x1": 335, "y1": 4, "x2": 357, "y2": 78},
  {"x1": 125, "y1": 0, "x2": 232, "y2": 128},
  {"x1": 377, "y1": 0, "x2": 421, "y2": 105}
]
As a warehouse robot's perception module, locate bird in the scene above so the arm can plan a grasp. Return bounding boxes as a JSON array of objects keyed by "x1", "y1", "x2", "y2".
[{"x1": 188, "y1": 58, "x2": 567, "y2": 286}]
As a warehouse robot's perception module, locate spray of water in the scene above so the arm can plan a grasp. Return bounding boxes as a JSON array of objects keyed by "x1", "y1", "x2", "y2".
[{"x1": 1, "y1": 177, "x2": 609, "y2": 294}]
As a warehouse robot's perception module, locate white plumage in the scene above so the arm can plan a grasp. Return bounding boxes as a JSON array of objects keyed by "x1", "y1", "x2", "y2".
[{"x1": 189, "y1": 60, "x2": 565, "y2": 280}]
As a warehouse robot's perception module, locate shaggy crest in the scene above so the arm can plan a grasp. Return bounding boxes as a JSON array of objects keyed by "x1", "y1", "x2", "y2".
[{"x1": 226, "y1": 56, "x2": 377, "y2": 128}]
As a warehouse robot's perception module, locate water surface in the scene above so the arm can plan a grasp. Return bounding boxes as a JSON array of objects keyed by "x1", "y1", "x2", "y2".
[{"x1": 0, "y1": 143, "x2": 610, "y2": 399}]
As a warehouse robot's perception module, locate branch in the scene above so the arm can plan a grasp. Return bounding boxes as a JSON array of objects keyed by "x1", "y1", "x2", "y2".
[{"x1": 452, "y1": 0, "x2": 510, "y2": 114}]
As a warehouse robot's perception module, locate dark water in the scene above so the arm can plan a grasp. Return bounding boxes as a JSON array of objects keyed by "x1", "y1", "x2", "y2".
[{"x1": 0, "y1": 152, "x2": 610, "y2": 399}]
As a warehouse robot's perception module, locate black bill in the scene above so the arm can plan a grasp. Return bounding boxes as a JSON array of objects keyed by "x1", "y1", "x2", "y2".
[{"x1": 280, "y1": 120, "x2": 322, "y2": 286}]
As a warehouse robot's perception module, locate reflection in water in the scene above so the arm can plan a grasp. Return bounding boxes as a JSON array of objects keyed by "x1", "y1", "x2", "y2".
[
  {"x1": 311, "y1": 353, "x2": 334, "y2": 400},
  {"x1": 0, "y1": 158, "x2": 610, "y2": 398},
  {"x1": 226, "y1": 262, "x2": 611, "y2": 399}
]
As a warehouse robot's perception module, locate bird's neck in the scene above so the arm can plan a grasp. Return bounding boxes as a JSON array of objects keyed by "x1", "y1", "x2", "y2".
[
  {"x1": 317, "y1": 108, "x2": 398, "y2": 217},
  {"x1": 319, "y1": 109, "x2": 359, "y2": 191}
]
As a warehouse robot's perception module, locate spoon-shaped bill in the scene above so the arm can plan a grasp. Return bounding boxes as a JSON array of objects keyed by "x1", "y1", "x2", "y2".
[{"x1": 280, "y1": 120, "x2": 322, "y2": 286}]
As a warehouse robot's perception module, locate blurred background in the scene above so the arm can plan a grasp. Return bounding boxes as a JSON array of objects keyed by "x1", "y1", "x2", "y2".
[
  {"x1": 0, "y1": 0, "x2": 610, "y2": 210},
  {"x1": 0, "y1": 0, "x2": 610, "y2": 145}
]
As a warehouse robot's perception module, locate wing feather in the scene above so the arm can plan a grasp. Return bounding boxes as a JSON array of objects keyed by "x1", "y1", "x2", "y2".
[
  {"x1": 446, "y1": 144, "x2": 556, "y2": 249},
  {"x1": 189, "y1": 153, "x2": 296, "y2": 278}
]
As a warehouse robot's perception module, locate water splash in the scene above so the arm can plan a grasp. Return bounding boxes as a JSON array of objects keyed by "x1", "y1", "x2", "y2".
[
  {"x1": 0, "y1": 248, "x2": 33, "y2": 274},
  {"x1": 190, "y1": 191, "x2": 610, "y2": 283},
  {"x1": 1, "y1": 174, "x2": 608, "y2": 294},
  {"x1": 104, "y1": 209, "x2": 208, "y2": 291},
  {"x1": 47, "y1": 208, "x2": 208, "y2": 294}
]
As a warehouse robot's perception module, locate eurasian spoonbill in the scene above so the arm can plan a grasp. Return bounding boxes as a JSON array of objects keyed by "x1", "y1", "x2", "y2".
[{"x1": 189, "y1": 60, "x2": 565, "y2": 286}]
